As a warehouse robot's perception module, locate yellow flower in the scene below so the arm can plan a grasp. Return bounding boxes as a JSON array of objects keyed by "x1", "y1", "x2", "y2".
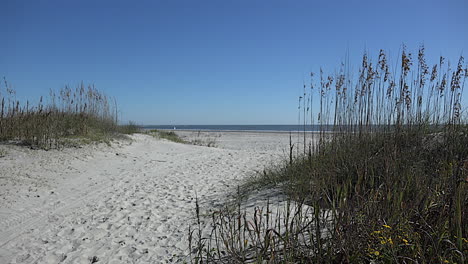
[
  {"x1": 388, "y1": 238, "x2": 394, "y2": 245},
  {"x1": 368, "y1": 249, "x2": 380, "y2": 256},
  {"x1": 402, "y1": 238, "x2": 409, "y2": 245},
  {"x1": 443, "y1": 260, "x2": 449, "y2": 263},
  {"x1": 373, "y1": 230, "x2": 381, "y2": 234},
  {"x1": 383, "y1": 224, "x2": 391, "y2": 229},
  {"x1": 380, "y1": 237, "x2": 394, "y2": 245}
]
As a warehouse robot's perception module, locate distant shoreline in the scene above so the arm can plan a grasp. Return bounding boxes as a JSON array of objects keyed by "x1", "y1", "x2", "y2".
[
  {"x1": 142, "y1": 128, "x2": 324, "y2": 134},
  {"x1": 141, "y1": 125, "x2": 330, "y2": 133}
]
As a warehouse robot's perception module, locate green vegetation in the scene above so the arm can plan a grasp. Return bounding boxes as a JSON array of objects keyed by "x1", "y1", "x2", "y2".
[
  {"x1": 148, "y1": 129, "x2": 188, "y2": 144},
  {"x1": 0, "y1": 80, "x2": 139, "y2": 149},
  {"x1": 189, "y1": 46, "x2": 468, "y2": 263},
  {"x1": 148, "y1": 130, "x2": 218, "y2": 147},
  {"x1": 188, "y1": 131, "x2": 219, "y2": 147},
  {"x1": 118, "y1": 121, "x2": 141, "y2": 135}
]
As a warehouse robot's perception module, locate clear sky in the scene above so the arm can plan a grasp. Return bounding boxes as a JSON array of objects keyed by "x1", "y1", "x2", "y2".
[{"x1": 2, "y1": 0, "x2": 467, "y2": 125}]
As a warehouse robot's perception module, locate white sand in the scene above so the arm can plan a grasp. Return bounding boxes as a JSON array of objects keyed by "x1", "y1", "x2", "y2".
[{"x1": 0, "y1": 131, "x2": 295, "y2": 263}]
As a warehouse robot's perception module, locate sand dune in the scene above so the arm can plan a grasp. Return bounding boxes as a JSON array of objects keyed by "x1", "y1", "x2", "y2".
[{"x1": 0, "y1": 132, "x2": 291, "y2": 263}]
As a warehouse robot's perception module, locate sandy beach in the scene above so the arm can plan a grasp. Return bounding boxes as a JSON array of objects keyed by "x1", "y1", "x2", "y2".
[{"x1": 0, "y1": 131, "x2": 293, "y2": 263}]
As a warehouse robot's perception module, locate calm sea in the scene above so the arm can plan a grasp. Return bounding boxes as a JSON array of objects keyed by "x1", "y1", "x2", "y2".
[{"x1": 142, "y1": 125, "x2": 332, "y2": 132}]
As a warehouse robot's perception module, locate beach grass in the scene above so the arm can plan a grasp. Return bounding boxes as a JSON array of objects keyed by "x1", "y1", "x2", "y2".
[
  {"x1": 148, "y1": 129, "x2": 218, "y2": 147},
  {"x1": 187, "y1": 131, "x2": 219, "y2": 147},
  {"x1": 148, "y1": 129, "x2": 187, "y2": 144},
  {"x1": 118, "y1": 121, "x2": 141, "y2": 135},
  {"x1": 0, "y1": 80, "x2": 138, "y2": 149},
  {"x1": 188, "y1": 45, "x2": 468, "y2": 263}
]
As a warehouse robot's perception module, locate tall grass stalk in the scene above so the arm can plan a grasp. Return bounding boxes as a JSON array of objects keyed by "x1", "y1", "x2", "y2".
[
  {"x1": 0, "y1": 81, "x2": 121, "y2": 148},
  {"x1": 188, "y1": 45, "x2": 468, "y2": 263}
]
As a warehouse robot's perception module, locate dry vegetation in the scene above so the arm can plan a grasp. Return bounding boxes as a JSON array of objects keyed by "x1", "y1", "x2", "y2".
[
  {"x1": 148, "y1": 130, "x2": 218, "y2": 147},
  {"x1": 189, "y1": 45, "x2": 468, "y2": 263},
  {"x1": 149, "y1": 130, "x2": 188, "y2": 144},
  {"x1": 0, "y1": 80, "x2": 139, "y2": 149}
]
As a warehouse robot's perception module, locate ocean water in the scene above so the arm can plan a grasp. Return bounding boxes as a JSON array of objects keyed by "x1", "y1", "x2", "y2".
[{"x1": 142, "y1": 125, "x2": 331, "y2": 132}]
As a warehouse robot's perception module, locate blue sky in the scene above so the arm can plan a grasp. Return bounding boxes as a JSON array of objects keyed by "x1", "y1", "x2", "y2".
[{"x1": 2, "y1": 0, "x2": 467, "y2": 124}]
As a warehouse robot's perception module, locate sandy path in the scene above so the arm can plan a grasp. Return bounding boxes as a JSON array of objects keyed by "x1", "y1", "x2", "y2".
[{"x1": 0, "y1": 133, "x2": 290, "y2": 263}]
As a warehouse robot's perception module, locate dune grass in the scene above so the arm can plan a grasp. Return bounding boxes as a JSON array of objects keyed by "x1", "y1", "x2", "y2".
[
  {"x1": 148, "y1": 129, "x2": 218, "y2": 147},
  {"x1": 187, "y1": 131, "x2": 219, "y2": 147},
  {"x1": 148, "y1": 129, "x2": 188, "y2": 143},
  {"x1": 188, "y1": 45, "x2": 468, "y2": 263},
  {"x1": 0, "y1": 80, "x2": 138, "y2": 149},
  {"x1": 118, "y1": 121, "x2": 141, "y2": 135}
]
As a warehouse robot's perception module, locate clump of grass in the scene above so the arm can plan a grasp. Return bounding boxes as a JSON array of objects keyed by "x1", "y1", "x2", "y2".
[
  {"x1": 190, "y1": 139, "x2": 217, "y2": 147},
  {"x1": 0, "y1": 148, "x2": 6, "y2": 157},
  {"x1": 250, "y1": 129, "x2": 468, "y2": 262},
  {"x1": 189, "y1": 131, "x2": 219, "y2": 147},
  {"x1": 0, "y1": 80, "x2": 121, "y2": 149},
  {"x1": 118, "y1": 121, "x2": 141, "y2": 134},
  {"x1": 188, "y1": 45, "x2": 468, "y2": 263},
  {"x1": 149, "y1": 130, "x2": 219, "y2": 147},
  {"x1": 149, "y1": 129, "x2": 187, "y2": 144}
]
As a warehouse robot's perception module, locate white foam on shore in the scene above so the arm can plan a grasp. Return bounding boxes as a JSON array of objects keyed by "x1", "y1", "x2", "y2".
[{"x1": 0, "y1": 132, "x2": 294, "y2": 263}]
